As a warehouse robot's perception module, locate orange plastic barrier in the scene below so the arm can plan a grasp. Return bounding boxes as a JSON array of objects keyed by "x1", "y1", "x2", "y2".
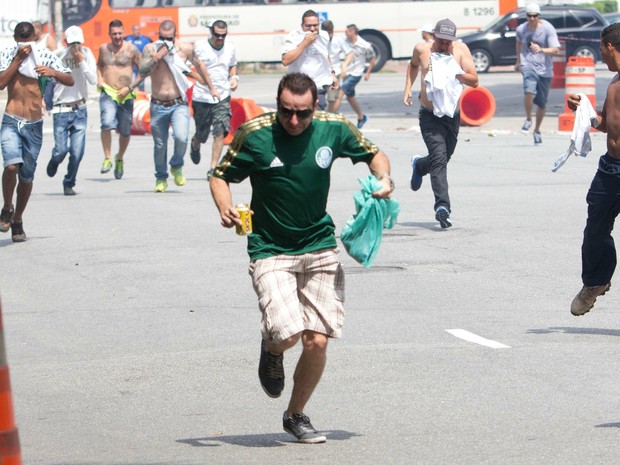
[
  {"x1": 0, "y1": 301, "x2": 22, "y2": 465},
  {"x1": 558, "y1": 56, "x2": 596, "y2": 132},
  {"x1": 459, "y1": 86, "x2": 496, "y2": 126},
  {"x1": 551, "y1": 40, "x2": 566, "y2": 89},
  {"x1": 223, "y1": 98, "x2": 272, "y2": 144},
  {"x1": 131, "y1": 92, "x2": 151, "y2": 136}
]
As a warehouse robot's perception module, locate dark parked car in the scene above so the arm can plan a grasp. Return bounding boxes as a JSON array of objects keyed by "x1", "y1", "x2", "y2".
[
  {"x1": 460, "y1": 5, "x2": 608, "y2": 73},
  {"x1": 603, "y1": 12, "x2": 620, "y2": 24}
]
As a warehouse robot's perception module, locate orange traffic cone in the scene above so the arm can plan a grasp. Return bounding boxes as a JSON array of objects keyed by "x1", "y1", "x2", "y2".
[{"x1": 0, "y1": 301, "x2": 21, "y2": 465}]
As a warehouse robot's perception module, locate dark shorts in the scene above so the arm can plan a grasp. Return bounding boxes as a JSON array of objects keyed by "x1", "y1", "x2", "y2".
[{"x1": 191, "y1": 97, "x2": 231, "y2": 143}]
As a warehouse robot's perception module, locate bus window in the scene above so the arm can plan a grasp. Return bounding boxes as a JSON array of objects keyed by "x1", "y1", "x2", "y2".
[{"x1": 62, "y1": 0, "x2": 103, "y2": 28}]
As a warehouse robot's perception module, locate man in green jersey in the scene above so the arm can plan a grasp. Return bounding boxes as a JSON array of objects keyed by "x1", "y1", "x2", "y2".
[{"x1": 210, "y1": 73, "x2": 393, "y2": 444}]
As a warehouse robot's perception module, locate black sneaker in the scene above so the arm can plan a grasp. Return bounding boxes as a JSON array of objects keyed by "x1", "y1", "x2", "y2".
[
  {"x1": 258, "y1": 339, "x2": 284, "y2": 398},
  {"x1": 0, "y1": 206, "x2": 13, "y2": 233},
  {"x1": 47, "y1": 158, "x2": 59, "y2": 177},
  {"x1": 190, "y1": 138, "x2": 201, "y2": 165},
  {"x1": 283, "y1": 412, "x2": 327, "y2": 444},
  {"x1": 435, "y1": 206, "x2": 452, "y2": 229},
  {"x1": 63, "y1": 185, "x2": 77, "y2": 196},
  {"x1": 11, "y1": 221, "x2": 26, "y2": 243}
]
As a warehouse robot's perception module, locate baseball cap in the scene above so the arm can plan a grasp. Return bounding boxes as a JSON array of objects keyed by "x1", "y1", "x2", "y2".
[
  {"x1": 64, "y1": 25, "x2": 84, "y2": 44},
  {"x1": 434, "y1": 19, "x2": 457, "y2": 41},
  {"x1": 421, "y1": 23, "x2": 434, "y2": 33},
  {"x1": 526, "y1": 3, "x2": 541, "y2": 15}
]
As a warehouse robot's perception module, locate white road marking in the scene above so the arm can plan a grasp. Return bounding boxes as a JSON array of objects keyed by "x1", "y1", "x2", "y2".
[{"x1": 446, "y1": 329, "x2": 511, "y2": 349}]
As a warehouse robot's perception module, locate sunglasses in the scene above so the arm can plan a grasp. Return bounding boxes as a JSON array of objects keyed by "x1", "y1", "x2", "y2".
[
  {"x1": 212, "y1": 31, "x2": 227, "y2": 39},
  {"x1": 159, "y1": 35, "x2": 175, "y2": 41},
  {"x1": 278, "y1": 106, "x2": 314, "y2": 119},
  {"x1": 527, "y1": 14, "x2": 539, "y2": 18}
]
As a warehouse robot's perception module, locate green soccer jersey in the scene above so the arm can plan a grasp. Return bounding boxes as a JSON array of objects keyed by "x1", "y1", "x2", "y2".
[{"x1": 214, "y1": 111, "x2": 379, "y2": 260}]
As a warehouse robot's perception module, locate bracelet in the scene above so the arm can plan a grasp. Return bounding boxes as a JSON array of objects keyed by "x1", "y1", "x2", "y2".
[{"x1": 128, "y1": 85, "x2": 134, "y2": 92}]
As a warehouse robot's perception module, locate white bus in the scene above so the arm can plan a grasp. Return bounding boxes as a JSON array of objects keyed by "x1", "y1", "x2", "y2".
[{"x1": 70, "y1": 0, "x2": 518, "y2": 71}]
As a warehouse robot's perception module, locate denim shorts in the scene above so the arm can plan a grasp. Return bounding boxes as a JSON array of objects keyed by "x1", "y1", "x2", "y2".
[
  {"x1": 99, "y1": 90, "x2": 134, "y2": 137},
  {"x1": 1, "y1": 114, "x2": 43, "y2": 183},
  {"x1": 522, "y1": 68, "x2": 551, "y2": 109},
  {"x1": 341, "y1": 75, "x2": 362, "y2": 97}
]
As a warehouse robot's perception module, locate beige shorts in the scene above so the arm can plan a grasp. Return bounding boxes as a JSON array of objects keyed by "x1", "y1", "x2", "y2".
[
  {"x1": 248, "y1": 248, "x2": 345, "y2": 344},
  {"x1": 326, "y1": 88, "x2": 339, "y2": 103}
]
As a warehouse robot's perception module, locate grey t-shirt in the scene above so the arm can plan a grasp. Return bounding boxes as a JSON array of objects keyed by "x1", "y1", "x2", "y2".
[{"x1": 516, "y1": 20, "x2": 561, "y2": 77}]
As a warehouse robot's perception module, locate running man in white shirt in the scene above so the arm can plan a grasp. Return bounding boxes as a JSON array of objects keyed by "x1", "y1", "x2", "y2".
[
  {"x1": 190, "y1": 20, "x2": 238, "y2": 179},
  {"x1": 331, "y1": 24, "x2": 375, "y2": 129},
  {"x1": 46, "y1": 26, "x2": 97, "y2": 196},
  {"x1": 281, "y1": 10, "x2": 338, "y2": 110}
]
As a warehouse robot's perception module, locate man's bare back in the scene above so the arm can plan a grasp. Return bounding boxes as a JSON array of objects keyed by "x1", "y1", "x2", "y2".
[{"x1": 97, "y1": 41, "x2": 139, "y2": 90}]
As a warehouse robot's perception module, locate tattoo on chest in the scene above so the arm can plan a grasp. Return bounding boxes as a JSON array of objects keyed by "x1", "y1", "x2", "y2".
[{"x1": 104, "y1": 45, "x2": 132, "y2": 67}]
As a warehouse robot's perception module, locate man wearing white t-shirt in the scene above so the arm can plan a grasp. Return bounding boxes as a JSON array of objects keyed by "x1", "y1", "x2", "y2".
[
  {"x1": 190, "y1": 20, "x2": 238, "y2": 179},
  {"x1": 46, "y1": 26, "x2": 97, "y2": 196},
  {"x1": 331, "y1": 24, "x2": 375, "y2": 129},
  {"x1": 282, "y1": 10, "x2": 338, "y2": 110}
]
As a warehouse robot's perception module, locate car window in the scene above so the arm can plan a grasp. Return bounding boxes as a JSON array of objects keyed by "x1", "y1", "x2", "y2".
[
  {"x1": 542, "y1": 11, "x2": 565, "y2": 29},
  {"x1": 568, "y1": 10, "x2": 605, "y2": 28}
]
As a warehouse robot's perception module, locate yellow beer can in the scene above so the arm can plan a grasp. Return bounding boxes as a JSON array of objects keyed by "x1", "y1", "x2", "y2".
[{"x1": 235, "y1": 203, "x2": 252, "y2": 236}]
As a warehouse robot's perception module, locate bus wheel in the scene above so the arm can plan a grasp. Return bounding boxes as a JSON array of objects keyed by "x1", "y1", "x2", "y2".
[{"x1": 360, "y1": 32, "x2": 390, "y2": 72}]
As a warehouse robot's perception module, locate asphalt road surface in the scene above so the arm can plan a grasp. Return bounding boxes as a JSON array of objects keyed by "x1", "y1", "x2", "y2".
[{"x1": 1, "y1": 66, "x2": 619, "y2": 465}]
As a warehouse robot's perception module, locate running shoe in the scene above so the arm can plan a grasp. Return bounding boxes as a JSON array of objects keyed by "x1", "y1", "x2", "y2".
[
  {"x1": 114, "y1": 156, "x2": 124, "y2": 180},
  {"x1": 154, "y1": 179, "x2": 167, "y2": 193},
  {"x1": 11, "y1": 220, "x2": 26, "y2": 243},
  {"x1": 0, "y1": 206, "x2": 14, "y2": 233},
  {"x1": 282, "y1": 412, "x2": 327, "y2": 444},
  {"x1": 521, "y1": 119, "x2": 532, "y2": 134},
  {"x1": 435, "y1": 206, "x2": 452, "y2": 229},
  {"x1": 410, "y1": 155, "x2": 423, "y2": 191},
  {"x1": 171, "y1": 167, "x2": 186, "y2": 186},
  {"x1": 357, "y1": 114, "x2": 368, "y2": 129},
  {"x1": 101, "y1": 158, "x2": 113, "y2": 174},
  {"x1": 258, "y1": 339, "x2": 284, "y2": 398}
]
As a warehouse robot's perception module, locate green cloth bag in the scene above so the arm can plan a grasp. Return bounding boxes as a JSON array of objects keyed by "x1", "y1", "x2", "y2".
[{"x1": 340, "y1": 175, "x2": 400, "y2": 267}]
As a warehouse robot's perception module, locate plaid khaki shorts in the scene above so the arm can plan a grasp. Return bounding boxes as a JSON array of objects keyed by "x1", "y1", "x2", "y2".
[{"x1": 249, "y1": 248, "x2": 345, "y2": 344}]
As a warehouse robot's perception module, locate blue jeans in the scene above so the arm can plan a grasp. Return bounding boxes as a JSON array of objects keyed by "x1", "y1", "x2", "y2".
[
  {"x1": 150, "y1": 102, "x2": 190, "y2": 180},
  {"x1": 51, "y1": 108, "x2": 87, "y2": 187},
  {"x1": 1, "y1": 114, "x2": 43, "y2": 183},
  {"x1": 99, "y1": 91, "x2": 133, "y2": 137}
]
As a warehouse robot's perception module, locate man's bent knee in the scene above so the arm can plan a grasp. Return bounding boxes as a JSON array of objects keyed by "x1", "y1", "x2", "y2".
[{"x1": 301, "y1": 331, "x2": 329, "y2": 353}]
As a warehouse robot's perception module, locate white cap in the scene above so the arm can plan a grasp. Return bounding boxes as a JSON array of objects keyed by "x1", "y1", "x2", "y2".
[
  {"x1": 526, "y1": 3, "x2": 541, "y2": 15},
  {"x1": 421, "y1": 23, "x2": 434, "y2": 33},
  {"x1": 64, "y1": 25, "x2": 84, "y2": 44}
]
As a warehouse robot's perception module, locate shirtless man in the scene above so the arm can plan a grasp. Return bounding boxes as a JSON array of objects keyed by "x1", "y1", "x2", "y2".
[
  {"x1": 139, "y1": 20, "x2": 218, "y2": 192},
  {"x1": 33, "y1": 20, "x2": 57, "y2": 51},
  {"x1": 0, "y1": 22, "x2": 73, "y2": 242},
  {"x1": 97, "y1": 19, "x2": 142, "y2": 179},
  {"x1": 567, "y1": 23, "x2": 620, "y2": 316},
  {"x1": 403, "y1": 18, "x2": 478, "y2": 229}
]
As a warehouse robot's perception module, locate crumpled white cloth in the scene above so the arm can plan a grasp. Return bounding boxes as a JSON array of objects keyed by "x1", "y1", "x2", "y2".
[
  {"x1": 424, "y1": 53, "x2": 464, "y2": 118},
  {"x1": 162, "y1": 46, "x2": 192, "y2": 101},
  {"x1": 552, "y1": 93, "x2": 598, "y2": 172},
  {"x1": 16, "y1": 42, "x2": 41, "y2": 79}
]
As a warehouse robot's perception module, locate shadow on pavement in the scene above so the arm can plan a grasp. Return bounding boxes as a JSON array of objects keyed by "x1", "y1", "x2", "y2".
[
  {"x1": 526, "y1": 327, "x2": 620, "y2": 337},
  {"x1": 176, "y1": 429, "x2": 360, "y2": 448}
]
